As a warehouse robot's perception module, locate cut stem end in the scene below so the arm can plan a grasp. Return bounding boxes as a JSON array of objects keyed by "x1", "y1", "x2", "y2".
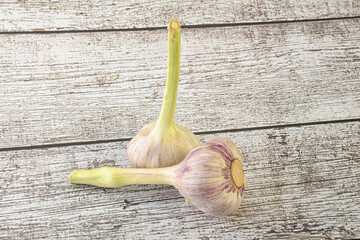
[{"x1": 168, "y1": 18, "x2": 181, "y2": 32}]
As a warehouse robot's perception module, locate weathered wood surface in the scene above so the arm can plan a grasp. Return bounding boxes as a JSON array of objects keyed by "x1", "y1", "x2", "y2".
[
  {"x1": 1, "y1": 18, "x2": 359, "y2": 148},
  {"x1": 2, "y1": 1, "x2": 360, "y2": 239},
  {"x1": 0, "y1": 122, "x2": 359, "y2": 239},
  {"x1": 0, "y1": 0, "x2": 359, "y2": 32}
]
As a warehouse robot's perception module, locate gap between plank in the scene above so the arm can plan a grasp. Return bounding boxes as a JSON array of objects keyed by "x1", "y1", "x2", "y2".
[
  {"x1": 0, "y1": 16, "x2": 359, "y2": 35},
  {"x1": 0, "y1": 118, "x2": 359, "y2": 152}
]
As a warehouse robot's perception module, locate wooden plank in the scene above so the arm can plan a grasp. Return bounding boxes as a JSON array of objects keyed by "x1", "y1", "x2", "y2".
[
  {"x1": 0, "y1": 122, "x2": 359, "y2": 239},
  {"x1": 1, "y1": 19, "x2": 360, "y2": 148},
  {"x1": 0, "y1": 0, "x2": 359, "y2": 32}
]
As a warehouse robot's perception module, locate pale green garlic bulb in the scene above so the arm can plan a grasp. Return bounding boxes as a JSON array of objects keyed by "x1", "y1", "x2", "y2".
[
  {"x1": 127, "y1": 18, "x2": 200, "y2": 168},
  {"x1": 69, "y1": 137, "x2": 247, "y2": 216}
]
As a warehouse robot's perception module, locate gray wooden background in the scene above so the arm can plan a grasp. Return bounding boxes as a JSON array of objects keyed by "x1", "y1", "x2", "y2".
[{"x1": 1, "y1": 1, "x2": 359, "y2": 239}]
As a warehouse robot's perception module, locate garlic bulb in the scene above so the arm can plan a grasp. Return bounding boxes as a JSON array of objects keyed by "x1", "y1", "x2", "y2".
[
  {"x1": 127, "y1": 18, "x2": 201, "y2": 168},
  {"x1": 69, "y1": 137, "x2": 246, "y2": 216},
  {"x1": 174, "y1": 137, "x2": 246, "y2": 216}
]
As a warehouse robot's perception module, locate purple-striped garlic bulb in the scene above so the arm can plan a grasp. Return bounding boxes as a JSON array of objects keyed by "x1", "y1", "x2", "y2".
[
  {"x1": 69, "y1": 137, "x2": 246, "y2": 216},
  {"x1": 174, "y1": 137, "x2": 246, "y2": 216},
  {"x1": 127, "y1": 18, "x2": 200, "y2": 168}
]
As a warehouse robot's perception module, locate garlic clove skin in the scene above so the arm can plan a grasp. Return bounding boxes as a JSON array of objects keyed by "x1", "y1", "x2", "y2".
[
  {"x1": 127, "y1": 122, "x2": 201, "y2": 168},
  {"x1": 174, "y1": 137, "x2": 246, "y2": 216}
]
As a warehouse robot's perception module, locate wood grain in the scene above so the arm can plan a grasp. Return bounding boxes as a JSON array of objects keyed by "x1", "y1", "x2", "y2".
[
  {"x1": 1, "y1": 122, "x2": 359, "y2": 239},
  {"x1": 1, "y1": 19, "x2": 360, "y2": 148},
  {"x1": 0, "y1": 0, "x2": 359, "y2": 32}
]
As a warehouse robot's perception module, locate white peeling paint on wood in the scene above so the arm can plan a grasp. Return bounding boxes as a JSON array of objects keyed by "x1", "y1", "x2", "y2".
[
  {"x1": 0, "y1": 122, "x2": 359, "y2": 239},
  {"x1": 0, "y1": 19, "x2": 359, "y2": 148},
  {"x1": 0, "y1": 0, "x2": 359, "y2": 32}
]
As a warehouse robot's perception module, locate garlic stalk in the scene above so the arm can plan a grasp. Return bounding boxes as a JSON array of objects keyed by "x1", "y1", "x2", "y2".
[
  {"x1": 69, "y1": 137, "x2": 246, "y2": 216},
  {"x1": 126, "y1": 18, "x2": 201, "y2": 168}
]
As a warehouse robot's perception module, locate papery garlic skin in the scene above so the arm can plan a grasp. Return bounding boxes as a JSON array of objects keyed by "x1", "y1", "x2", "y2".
[
  {"x1": 127, "y1": 122, "x2": 201, "y2": 168},
  {"x1": 174, "y1": 137, "x2": 247, "y2": 216}
]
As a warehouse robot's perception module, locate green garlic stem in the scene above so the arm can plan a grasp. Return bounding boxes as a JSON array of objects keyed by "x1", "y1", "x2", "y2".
[
  {"x1": 155, "y1": 18, "x2": 181, "y2": 132},
  {"x1": 69, "y1": 166, "x2": 176, "y2": 188}
]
